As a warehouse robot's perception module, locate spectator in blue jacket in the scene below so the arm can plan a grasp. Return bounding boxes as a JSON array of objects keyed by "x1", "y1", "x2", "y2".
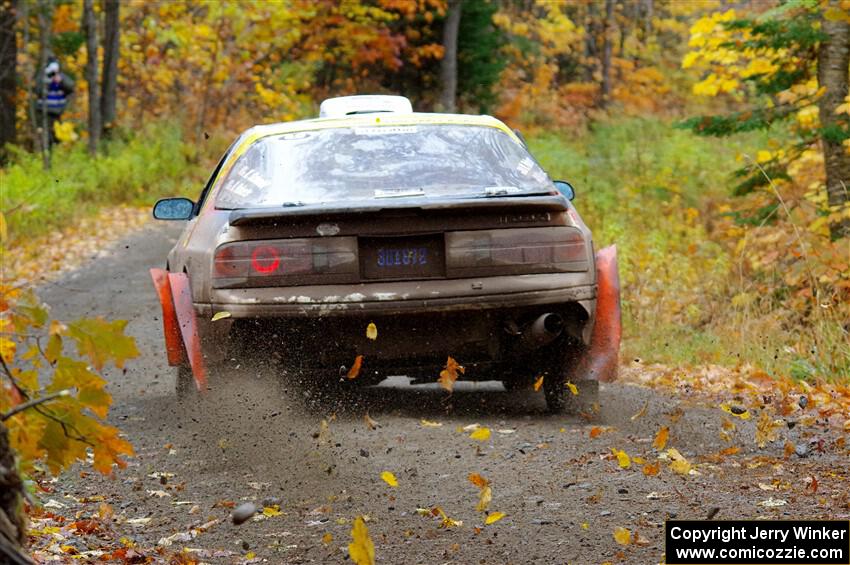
[{"x1": 36, "y1": 58, "x2": 75, "y2": 146}]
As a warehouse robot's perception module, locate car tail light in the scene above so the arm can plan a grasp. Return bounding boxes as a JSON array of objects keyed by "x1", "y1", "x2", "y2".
[
  {"x1": 446, "y1": 227, "x2": 588, "y2": 276},
  {"x1": 213, "y1": 237, "x2": 358, "y2": 287}
]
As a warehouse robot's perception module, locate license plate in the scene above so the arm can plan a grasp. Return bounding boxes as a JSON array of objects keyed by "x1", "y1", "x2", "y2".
[{"x1": 360, "y1": 235, "x2": 445, "y2": 280}]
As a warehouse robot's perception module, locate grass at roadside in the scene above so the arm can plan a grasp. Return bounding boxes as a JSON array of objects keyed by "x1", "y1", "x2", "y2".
[
  {"x1": 1, "y1": 123, "x2": 209, "y2": 245},
  {"x1": 528, "y1": 118, "x2": 848, "y2": 380}
]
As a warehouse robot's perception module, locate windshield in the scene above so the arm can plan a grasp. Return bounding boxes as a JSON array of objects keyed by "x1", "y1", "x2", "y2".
[{"x1": 215, "y1": 124, "x2": 554, "y2": 209}]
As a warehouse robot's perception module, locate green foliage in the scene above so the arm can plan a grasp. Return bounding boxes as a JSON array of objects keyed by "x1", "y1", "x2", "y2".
[
  {"x1": 457, "y1": 0, "x2": 507, "y2": 113},
  {"x1": 0, "y1": 123, "x2": 206, "y2": 244}
]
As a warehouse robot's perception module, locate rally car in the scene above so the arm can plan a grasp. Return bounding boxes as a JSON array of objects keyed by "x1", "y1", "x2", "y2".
[{"x1": 150, "y1": 95, "x2": 620, "y2": 412}]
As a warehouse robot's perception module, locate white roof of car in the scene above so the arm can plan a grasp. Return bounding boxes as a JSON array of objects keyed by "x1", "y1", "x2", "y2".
[{"x1": 318, "y1": 95, "x2": 413, "y2": 118}]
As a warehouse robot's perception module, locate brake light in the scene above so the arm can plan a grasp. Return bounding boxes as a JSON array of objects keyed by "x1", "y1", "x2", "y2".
[
  {"x1": 446, "y1": 227, "x2": 588, "y2": 275},
  {"x1": 213, "y1": 237, "x2": 357, "y2": 284},
  {"x1": 251, "y1": 246, "x2": 281, "y2": 275}
]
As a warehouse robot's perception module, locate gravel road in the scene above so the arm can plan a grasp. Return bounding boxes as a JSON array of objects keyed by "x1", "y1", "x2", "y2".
[{"x1": 34, "y1": 223, "x2": 849, "y2": 564}]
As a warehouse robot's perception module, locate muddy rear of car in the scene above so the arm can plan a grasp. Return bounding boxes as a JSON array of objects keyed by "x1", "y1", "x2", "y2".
[{"x1": 150, "y1": 99, "x2": 620, "y2": 412}]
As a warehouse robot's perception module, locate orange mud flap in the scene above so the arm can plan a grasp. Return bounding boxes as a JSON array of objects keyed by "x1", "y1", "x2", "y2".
[
  {"x1": 149, "y1": 268, "x2": 207, "y2": 392},
  {"x1": 577, "y1": 245, "x2": 621, "y2": 382}
]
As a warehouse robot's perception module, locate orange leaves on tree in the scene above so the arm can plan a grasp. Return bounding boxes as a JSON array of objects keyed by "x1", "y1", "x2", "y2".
[
  {"x1": 438, "y1": 356, "x2": 464, "y2": 392},
  {"x1": 1, "y1": 286, "x2": 136, "y2": 476}
]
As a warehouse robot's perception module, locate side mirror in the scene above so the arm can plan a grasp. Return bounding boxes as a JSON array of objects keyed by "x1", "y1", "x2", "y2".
[
  {"x1": 153, "y1": 197, "x2": 195, "y2": 220},
  {"x1": 553, "y1": 180, "x2": 575, "y2": 200}
]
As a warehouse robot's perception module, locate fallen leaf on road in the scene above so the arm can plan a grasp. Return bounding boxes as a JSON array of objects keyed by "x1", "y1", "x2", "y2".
[
  {"x1": 719, "y1": 446, "x2": 740, "y2": 456},
  {"x1": 420, "y1": 419, "x2": 443, "y2": 428},
  {"x1": 755, "y1": 410, "x2": 781, "y2": 448},
  {"x1": 613, "y1": 527, "x2": 631, "y2": 545},
  {"x1": 364, "y1": 413, "x2": 379, "y2": 430},
  {"x1": 653, "y1": 426, "x2": 669, "y2": 450},
  {"x1": 611, "y1": 448, "x2": 631, "y2": 469},
  {"x1": 462, "y1": 423, "x2": 481, "y2": 432},
  {"x1": 262, "y1": 505, "x2": 282, "y2": 517},
  {"x1": 533, "y1": 376, "x2": 544, "y2": 391},
  {"x1": 366, "y1": 322, "x2": 377, "y2": 340},
  {"x1": 784, "y1": 441, "x2": 796, "y2": 459},
  {"x1": 721, "y1": 403, "x2": 751, "y2": 420},
  {"x1": 590, "y1": 426, "x2": 613, "y2": 438},
  {"x1": 146, "y1": 490, "x2": 170, "y2": 498},
  {"x1": 322, "y1": 532, "x2": 333, "y2": 544},
  {"x1": 348, "y1": 516, "x2": 375, "y2": 565},
  {"x1": 485, "y1": 512, "x2": 505, "y2": 525},
  {"x1": 380, "y1": 471, "x2": 398, "y2": 487},
  {"x1": 347, "y1": 355, "x2": 363, "y2": 379},
  {"x1": 469, "y1": 427, "x2": 491, "y2": 441},
  {"x1": 431, "y1": 507, "x2": 462, "y2": 528},
  {"x1": 468, "y1": 473, "x2": 489, "y2": 488},
  {"x1": 757, "y1": 498, "x2": 787, "y2": 507},
  {"x1": 581, "y1": 522, "x2": 589, "y2": 530},
  {"x1": 211, "y1": 311, "x2": 231, "y2": 321},
  {"x1": 630, "y1": 401, "x2": 649, "y2": 421},
  {"x1": 126, "y1": 517, "x2": 152, "y2": 525},
  {"x1": 666, "y1": 448, "x2": 692, "y2": 475},
  {"x1": 642, "y1": 462, "x2": 660, "y2": 476},
  {"x1": 496, "y1": 428, "x2": 516, "y2": 434}
]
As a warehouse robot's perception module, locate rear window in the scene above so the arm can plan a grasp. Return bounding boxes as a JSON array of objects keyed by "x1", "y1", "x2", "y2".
[{"x1": 215, "y1": 124, "x2": 553, "y2": 209}]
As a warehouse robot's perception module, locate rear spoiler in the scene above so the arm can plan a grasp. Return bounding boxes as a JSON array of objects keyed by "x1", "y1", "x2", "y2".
[{"x1": 228, "y1": 194, "x2": 569, "y2": 226}]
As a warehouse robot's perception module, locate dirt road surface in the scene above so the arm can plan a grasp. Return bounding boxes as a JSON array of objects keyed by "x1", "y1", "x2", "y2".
[{"x1": 33, "y1": 223, "x2": 849, "y2": 564}]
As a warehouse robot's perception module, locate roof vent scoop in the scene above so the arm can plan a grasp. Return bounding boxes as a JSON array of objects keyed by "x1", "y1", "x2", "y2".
[{"x1": 319, "y1": 95, "x2": 413, "y2": 118}]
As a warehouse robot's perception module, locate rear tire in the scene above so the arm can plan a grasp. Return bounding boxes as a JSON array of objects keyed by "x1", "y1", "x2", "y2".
[{"x1": 540, "y1": 342, "x2": 599, "y2": 414}]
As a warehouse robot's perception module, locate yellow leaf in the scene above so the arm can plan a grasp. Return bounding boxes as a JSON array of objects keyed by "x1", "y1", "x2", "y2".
[
  {"x1": 476, "y1": 486, "x2": 492, "y2": 512},
  {"x1": 566, "y1": 381, "x2": 578, "y2": 395},
  {"x1": 262, "y1": 505, "x2": 281, "y2": 517},
  {"x1": 667, "y1": 448, "x2": 692, "y2": 475},
  {"x1": 211, "y1": 311, "x2": 231, "y2": 321},
  {"x1": 485, "y1": 511, "x2": 505, "y2": 524},
  {"x1": 366, "y1": 322, "x2": 377, "y2": 340},
  {"x1": 755, "y1": 410, "x2": 781, "y2": 448},
  {"x1": 0, "y1": 337, "x2": 16, "y2": 363},
  {"x1": 348, "y1": 516, "x2": 375, "y2": 565},
  {"x1": 322, "y1": 532, "x2": 333, "y2": 544},
  {"x1": 611, "y1": 448, "x2": 631, "y2": 469},
  {"x1": 756, "y1": 150, "x2": 772, "y2": 163},
  {"x1": 613, "y1": 526, "x2": 631, "y2": 545},
  {"x1": 720, "y1": 403, "x2": 751, "y2": 420},
  {"x1": 347, "y1": 355, "x2": 363, "y2": 379},
  {"x1": 653, "y1": 426, "x2": 669, "y2": 450},
  {"x1": 380, "y1": 471, "x2": 398, "y2": 487},
  {"x1": 468, "y1": 473, "x2": 489, "y2": 488},
  {"x1": 533, "y1": 375, "x2": 544, "y2": 391},
  {"x1": 581, "y1": 522, "x2": 589, "y2": 530},
  {"x1": 0, "y1": 212, "x2": 7, "y2": 242},
  {"x1": 420, "y1": 419, "x2": 443, "y2": 428},
  {"x1": 245, "y1": 551, "x2": 256, "y2": 559},
  {"x1": 469, "y1": 427, "x2": 491, "y2": 441}
]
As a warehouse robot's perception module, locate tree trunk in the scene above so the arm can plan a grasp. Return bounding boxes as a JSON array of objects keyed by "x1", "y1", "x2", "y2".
[
  {"x1": 643, "y1": 0, "x2": 653, "y2": 38},
  {"x1": 600, "y1": 0, "x2": 614, "y2": 107},
  {"x1": 100, "y1": 0, "x2": 119, "y2": 138},
  {"x1": 35, "y1": 1, "x2": 51, "y2": 169},
  {"x1": 0, "y1": 422, "x2": 32, "y2": 564},
  {"x1": 439, "y1": 0, "x2": 463, "y2": 113},
  {"x1": 817, "y1": 2, "x2": 850, "y2": 240},
  {"x1": 0, "y1": 0, "x2": 16, "y2": 163},
  {"x1": 82, "y1": 0, "x2": 99, "y2": 155},
  {"x1": 584, "y1": 2, "x2": 597, "y2": 82}
]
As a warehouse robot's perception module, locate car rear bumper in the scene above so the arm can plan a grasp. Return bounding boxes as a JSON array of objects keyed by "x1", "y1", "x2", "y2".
[{"x1": 198, "y1": 273, "x2": 596, "y2": 318}]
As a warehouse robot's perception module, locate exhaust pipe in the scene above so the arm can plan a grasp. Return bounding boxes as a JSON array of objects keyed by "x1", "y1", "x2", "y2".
[{"x1": 518, "y1": 313, "x2": 564, "y2": 350}]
